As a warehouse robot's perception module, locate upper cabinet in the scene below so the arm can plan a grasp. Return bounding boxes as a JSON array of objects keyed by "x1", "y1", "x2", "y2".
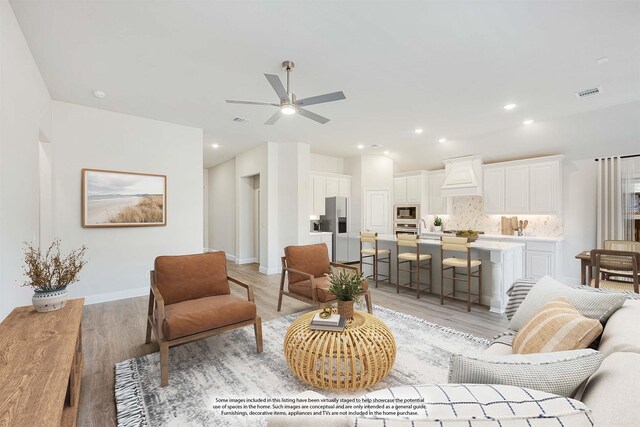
[
  {"x1": 309, "y1": 172, "x2": 352, "y2": 216},
  {"x1": 483, "y1": 155, "x2": 563, "y2": 215},
  {"x1": 394, "y1": 172, "x2": 427, "y2": 205},
  {"x1": 428, "y1": 170, "x2": 448, "y2": 215}
]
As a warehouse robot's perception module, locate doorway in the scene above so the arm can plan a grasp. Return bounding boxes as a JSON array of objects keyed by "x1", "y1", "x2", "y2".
[
  {"x1": 364, "y1": 189, "x2": 390, "y2": 234},
  {"x1": 238, "y1": 174, "x2": 260, "y2": 264}
]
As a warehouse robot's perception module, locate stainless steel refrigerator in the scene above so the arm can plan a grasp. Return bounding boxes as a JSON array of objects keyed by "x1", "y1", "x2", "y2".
[{"x1": 320, "y1": 196, "x2": 360, "y2": 264}]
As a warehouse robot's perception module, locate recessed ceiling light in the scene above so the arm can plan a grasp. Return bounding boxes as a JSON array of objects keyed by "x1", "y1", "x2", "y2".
[
  {"x1": 522, "y1": 119, "x2": 534, "y2": 125},
  {"x1": 357, "y1": 144, "x2": 364, "y2": 149},
  {"x1": 211, "y1": 144, "x2": 219, "y2": 148},
  {"x1": 595, "y1": 57, "x2": 609, "y2": 65},
  {"x1": 438, "y1": 138, "x2": 447, "y2": 143},
  {"x1": 414, "y1": 128, "x2": 423, "y2": 134},
  {"x1": 503, "y1": 104, "x2": 517, "y2": 110},
  {"x1": 383, "y1": 150, "x2": 390, "y2": 155},
  {"x1": 93, "y1": 89, "x2": 106, "y2": 99}
]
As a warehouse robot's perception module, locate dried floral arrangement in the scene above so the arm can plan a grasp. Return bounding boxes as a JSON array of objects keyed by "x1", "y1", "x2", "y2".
[
  {"x1": 22, "y1": 239, "x2": 88, "y2": 292},
  {"x1": 327, "y1": 269, "x2": 365, "y2": 303}
]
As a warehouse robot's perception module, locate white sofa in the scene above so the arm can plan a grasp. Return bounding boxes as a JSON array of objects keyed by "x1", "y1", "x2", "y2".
[{"x1": 268, "y1": 285, "x2": 640, "y2": 426}]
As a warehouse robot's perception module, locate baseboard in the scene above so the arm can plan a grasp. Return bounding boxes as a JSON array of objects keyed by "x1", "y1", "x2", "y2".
[
  {"x1": 236, "y1": 257, "x2": 257, "y2": 265},
  {"x1": 204, "y1": 248, "x2": 236, "y2": 262},
  {"x1": 83, "y1": 286, "x2": 149, "y2": 305},
  {"x1": 259, "y1": 265, "x2": 280, "y2": 275}
]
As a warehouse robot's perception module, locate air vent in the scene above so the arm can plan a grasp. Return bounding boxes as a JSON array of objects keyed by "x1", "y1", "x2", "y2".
[
  {"x1": 369, "y1": 144, "x2": 382, "y2": 148},
  {"x1": 232, "y1": 116, "x2": 249, "y2": 123},
  {"x1": 575, "y1": 87, "x2": 602, "y2": 99}
]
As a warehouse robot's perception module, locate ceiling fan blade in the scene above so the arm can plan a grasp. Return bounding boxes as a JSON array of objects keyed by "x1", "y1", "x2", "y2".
[
  {"x1": 265, "y1": 110, "x2": 282, "y2": 125},
  {"x1": 295, "y1": 91, "x2": 346, "y2": 107},
  {"x1": 226, "y1": 99, "x2": 279, "y2": 106},
  {"x1": 264, "y1": 74, "x2": 288, "y2": 101},
  {"x1": 296, "y1": 107, "x2": 330, "y2": 124}
]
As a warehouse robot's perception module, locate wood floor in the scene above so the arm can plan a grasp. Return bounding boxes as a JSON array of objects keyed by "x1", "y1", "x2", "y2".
[{"x1": 78, "y1": 262, "x2": 507, "y2": 426}]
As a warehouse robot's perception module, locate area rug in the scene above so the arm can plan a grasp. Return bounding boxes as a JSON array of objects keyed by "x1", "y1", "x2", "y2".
[{"x1": 115, "y1": 306, "x2": 490, "y2": 427}]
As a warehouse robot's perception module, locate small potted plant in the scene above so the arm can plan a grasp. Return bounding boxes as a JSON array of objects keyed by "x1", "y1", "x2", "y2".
[
  {"x1": 433, "y1": 216, "x2": 443, "y2": 232},
  {"x1": 22, "y1": 239, "x2": 88, "y2": 312},
  {"x1": 327, "y1": 269, "x2": 365, "y2": 319}
]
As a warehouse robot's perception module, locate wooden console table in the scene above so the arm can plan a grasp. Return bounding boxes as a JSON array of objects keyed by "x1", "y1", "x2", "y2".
[{"x1": 0, "y1": 298, "x2": 84, "y2": 427}]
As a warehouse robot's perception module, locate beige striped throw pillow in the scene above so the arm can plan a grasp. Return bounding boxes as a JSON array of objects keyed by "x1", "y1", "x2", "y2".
[{"x1": 513, "y1": 297, "x2": 603, "y2": 354}]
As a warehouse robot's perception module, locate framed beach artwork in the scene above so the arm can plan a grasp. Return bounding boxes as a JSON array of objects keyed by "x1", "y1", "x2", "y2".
[{"x1": 81, "y1": 168, "x2": 167, "y2": 228}]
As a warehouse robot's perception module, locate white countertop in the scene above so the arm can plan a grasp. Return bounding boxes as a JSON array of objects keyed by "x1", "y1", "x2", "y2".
[
  {"x1": 375, "y1": 234, "x2": 524, "y2": 252},
  {"x1": 309, "y1": 231, "x2": 333, "y2": 235},
  {"x1": 421, "y1": 231, "x2": 564, "y2": 243}
]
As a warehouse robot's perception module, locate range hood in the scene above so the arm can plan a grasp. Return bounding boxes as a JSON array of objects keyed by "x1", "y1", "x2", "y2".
[{"x1": 441, "y1": 155, "x2": 483, "y2": 197}]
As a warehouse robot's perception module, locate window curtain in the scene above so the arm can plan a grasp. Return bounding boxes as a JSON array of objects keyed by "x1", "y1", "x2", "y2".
[
  {"x1": 596, "y1": 157, "x2": 623, "y2": 247},
  {"x1": 621, "y1": 158, "x2": 639, "y2": 241}
]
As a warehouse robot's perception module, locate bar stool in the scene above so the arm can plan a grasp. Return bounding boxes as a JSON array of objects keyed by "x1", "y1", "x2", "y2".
[
  {"x1": 360, "y1": 232, "x2": 391, "y2": 288},
  {"x1": 440, "y1": 236, "x2": 482, "y2": 311},
  {"x1": 396, "y1": 234, "x2": 432, "y2": 298}
]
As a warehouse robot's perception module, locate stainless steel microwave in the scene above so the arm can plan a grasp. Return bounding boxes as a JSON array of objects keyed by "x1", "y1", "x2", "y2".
[{"x1": 394, "y1": 205, "x2": 419, "y2": 222}]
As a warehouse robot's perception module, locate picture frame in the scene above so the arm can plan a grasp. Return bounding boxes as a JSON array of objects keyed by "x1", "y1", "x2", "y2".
[{"x1": 81, "y1": 168, "x2": 167, "y2": 228}]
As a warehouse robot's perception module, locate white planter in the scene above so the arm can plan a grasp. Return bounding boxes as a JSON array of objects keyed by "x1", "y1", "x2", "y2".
[
  {"x1": 433, "y1": 226, "x2": 442, "y2": 232},
  {"x1": 32, "y1": 287, "x2": 68, "y2": 312}
]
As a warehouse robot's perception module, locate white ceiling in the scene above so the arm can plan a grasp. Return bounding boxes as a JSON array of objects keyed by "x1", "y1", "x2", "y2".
[{"x1": 10, "y1": 0, "x2": 640, "y2": 170}]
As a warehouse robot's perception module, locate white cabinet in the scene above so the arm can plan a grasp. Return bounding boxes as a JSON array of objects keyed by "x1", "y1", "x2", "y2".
[
  {"x1": 529, "y1": 161, "x2": 559, "y2": 213},
  {"x1": 483, "y1": 168, "x2": 505, "y2": 213},
  {"x1": 482, "y1": 156, "x2": 563, "y2": 215},
  {"x1": 524, "y1": 240, "x2": 562, "y2": 280},
  {"x1": 309, "y1": 172, "x2": 352, "y2": 216},
  {"x1": 406, "y1": 176, "x2": 421, "y2": 203},
  {"x1": 428, "y1": 170, "x2": 447, "y2": 215},
  {"x1": 312, "y1": 175, "x2": 327, "y2": 216},
  {"x1": 504, "y1": 165, "x2": 529, "y2": 213},
  {"x1": 394, "y1": 178, "x2": 407, "y2": 204}
]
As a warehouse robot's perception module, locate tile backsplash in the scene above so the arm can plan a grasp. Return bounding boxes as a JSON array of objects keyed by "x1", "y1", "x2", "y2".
[{"x1": 428, "y1": 196, "x2": 563, "y2": 237}]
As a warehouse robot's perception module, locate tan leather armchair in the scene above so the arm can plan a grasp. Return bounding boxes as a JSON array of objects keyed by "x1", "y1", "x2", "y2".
[
  {"x1": 145, "y1": 251, "x2": 263, "y2": 386},
  {"x1": 277, "y1": 243, "x2": 372, "y2": 313}
]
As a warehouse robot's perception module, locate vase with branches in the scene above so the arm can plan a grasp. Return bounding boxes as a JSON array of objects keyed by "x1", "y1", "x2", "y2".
[
  {"x1": 327, "y1": 269, "x2": 365, "y2": 319},
  {"x1": 22, "y1": 239, "x2": 88, "y2": 312}
]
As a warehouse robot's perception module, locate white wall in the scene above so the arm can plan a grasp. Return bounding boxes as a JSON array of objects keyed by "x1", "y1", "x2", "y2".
[
  {"x1": 0, "y1": 0, "x2": 52, "y2": 320},
  {"x1": 207, "y1": 158, "x2": 236, "y2": 258},
  {"x1": 277, "y1": 143, "x2": 311, "y2": 250},
  {"x1": 562, "y1": 158, "x2": 598, "y2": 283},
  {"x1": 310, "y1": 153, "x2": 344, "y2": 174},
  {"x1": 52, "y1": 101, "x2": 203, "y2": 304}
]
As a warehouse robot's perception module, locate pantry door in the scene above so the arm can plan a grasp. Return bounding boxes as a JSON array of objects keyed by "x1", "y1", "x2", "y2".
[{"x1": 364, "y1": 189, "x2": 390, "y2": 235}]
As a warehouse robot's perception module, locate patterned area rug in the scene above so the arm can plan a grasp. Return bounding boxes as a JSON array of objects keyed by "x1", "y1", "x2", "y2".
[{"x1": 115, "y1": 305, "x2": 490, "y2": 426}]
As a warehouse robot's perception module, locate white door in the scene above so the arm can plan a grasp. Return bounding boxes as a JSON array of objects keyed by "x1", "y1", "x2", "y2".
[
  {"x1": 529, "y1": 162, "x2": 557, "y2": 213},
  {"x1": 483, "y1": 168, "x2": 505, "y2": 213},
  {"x1": 405, "y1": 176, "x2": 421, "y2": 203},
  {"x1": 504, "y1": 165, "x2": 529, "y2": 213},
  {"x1": 364, "y1": 189, "x2": 390, "y2": 234},
  {"x1": 393, "y1": 178, "x2": 406, "y2": 204}
]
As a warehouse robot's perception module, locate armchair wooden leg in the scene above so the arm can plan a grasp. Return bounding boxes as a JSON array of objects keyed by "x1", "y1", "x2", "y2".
[
  {"x1": 254, "y1": 317, "x2": 263, "y2": 353},
  {"x1": 277, "y1": 273, "x2": 285, "y2": 312},
  {"x1": 145, "y1": 318, "x2": 152, "y2": 344},
  {"x1": 365, "y1": 291, "x2": 373, "y2": 314},
  {"x1": 160, "y1": 342, "x2": 169, "y2": 387}
]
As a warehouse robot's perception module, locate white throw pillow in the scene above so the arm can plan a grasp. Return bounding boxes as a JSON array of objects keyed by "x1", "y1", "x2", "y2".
[
  {"x1": 508, "y1": 276, "x2": 626, "y2": 331},
  {"x1": 350, "y1": 384, "x2": 593, "y2": 426},
  {"x1": 448, "y1": 348, "x2": 603, "y2": 398}
]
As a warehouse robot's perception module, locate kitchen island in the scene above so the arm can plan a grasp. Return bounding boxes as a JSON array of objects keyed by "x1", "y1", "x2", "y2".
[{"x1": 365, "y1": 235, "x2": 524, "y2": 314}]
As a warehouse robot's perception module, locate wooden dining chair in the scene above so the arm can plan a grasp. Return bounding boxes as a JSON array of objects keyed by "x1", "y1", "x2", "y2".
[{"x1": 591, "y1": 249, "x2": 640, "y2": 294}]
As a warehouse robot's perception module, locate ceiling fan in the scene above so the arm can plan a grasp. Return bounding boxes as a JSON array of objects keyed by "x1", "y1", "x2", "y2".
[{"x1": 226, "y1": 60, "x2": 346, "y2": 125}]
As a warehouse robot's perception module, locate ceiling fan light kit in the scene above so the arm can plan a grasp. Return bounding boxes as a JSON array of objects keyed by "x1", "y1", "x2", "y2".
[{"x1": 226, "y1": 60, "x2": 346, "y2": 125}]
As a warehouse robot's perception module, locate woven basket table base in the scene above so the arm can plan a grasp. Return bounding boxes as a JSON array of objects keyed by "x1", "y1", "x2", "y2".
[{"x1": 283, "y1": 310, "x2": 396, "y2": 391}]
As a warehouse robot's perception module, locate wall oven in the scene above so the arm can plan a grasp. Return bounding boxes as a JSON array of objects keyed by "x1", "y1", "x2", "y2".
[
  {"x1": 394, "y1": 223, "x2": 418, "y2": 236},
  {"x1": 395, "y1": 205, "x2": 420, "y2": 223}
]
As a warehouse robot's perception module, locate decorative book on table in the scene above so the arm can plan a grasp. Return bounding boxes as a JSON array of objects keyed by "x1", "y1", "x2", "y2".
[{"x1": 310, "y1": 314, "x2": 346, "y2": 332}]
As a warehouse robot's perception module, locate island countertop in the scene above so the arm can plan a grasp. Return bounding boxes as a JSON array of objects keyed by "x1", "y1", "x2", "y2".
[{"x1": 374, "y1": 234, "x2": 525, "y2": 252}]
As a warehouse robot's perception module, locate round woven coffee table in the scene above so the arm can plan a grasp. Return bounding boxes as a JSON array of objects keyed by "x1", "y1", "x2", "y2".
[{"x1": 283, "y1": 310, "x2": 396, "y2": 391}]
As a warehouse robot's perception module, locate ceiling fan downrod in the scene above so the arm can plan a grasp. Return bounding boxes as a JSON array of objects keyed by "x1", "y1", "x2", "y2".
[{"x1": 282, "y1": 60, "x2": 295, "y2": 99}]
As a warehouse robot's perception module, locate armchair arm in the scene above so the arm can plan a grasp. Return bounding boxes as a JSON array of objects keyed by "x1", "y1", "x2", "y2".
[
  {"x1": 228, "y1": 276, "x2": 255, "y2": 302},
  {"x1": 282, "y1": 267, "x2": 319, "y2": 303},
  {"x1": 330, "y1": 262, "x2": 361, "y2": 273},
  {"x1": 150, "y1": 282, "x2": 165, "y2": 321}
]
